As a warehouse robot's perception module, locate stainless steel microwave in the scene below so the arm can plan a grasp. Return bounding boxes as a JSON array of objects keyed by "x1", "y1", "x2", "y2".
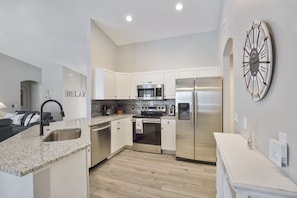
[{"x1": 137, "y1": 84, "x2": 164, "y2": 100}]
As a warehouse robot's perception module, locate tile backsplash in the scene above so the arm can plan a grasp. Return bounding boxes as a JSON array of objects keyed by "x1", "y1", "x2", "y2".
[{"x1": 92, "y1": 99, "x2": 175, "y2": 117}]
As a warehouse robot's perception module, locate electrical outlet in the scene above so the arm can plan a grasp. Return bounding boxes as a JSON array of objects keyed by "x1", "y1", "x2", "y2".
[
  {"x1": 243, "y1": 116, "x2": 247, "y2": 130},
  {"x1": 279, "y1": 132, "x2": 287, "y2": 143},
  {"x1": 234, "y1": 113, "x2": 238, "y2": 123}
]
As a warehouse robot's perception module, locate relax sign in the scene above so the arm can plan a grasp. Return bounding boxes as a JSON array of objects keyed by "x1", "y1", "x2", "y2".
[{"x1": 65, "y1": 90, "x2": 87, "y2": 97}]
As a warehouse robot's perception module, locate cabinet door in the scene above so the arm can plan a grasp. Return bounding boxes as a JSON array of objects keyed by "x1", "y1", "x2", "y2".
[
  {"x1": 161, "y1": 119, "x2": 176, "y2": 151},
  {"x1": 137, "y1": 73, "x2": 150, "y2": 84},
  {"x1": 177, "y1": 68, "x2": 198, "y2": 79},
  {"x1": 111, "y1": 121, "x2": 118, "y2": 154},
  {"x1": 136, "y1": 71, "x2": 164, "y2": 84},
  {"x1": 116, "y1": 73, "x2": 130, "y2": 99},
  {"x1": 122, "y1": 118, "x2": 133, "y2": 146},
  {"x1": 198, "y1": 67, "x2": 220, "y2": 77},
  {"x1": 164, "y1": 70, "x2": 177, "y2": 99},
  {"x1": 130, "y1": 74, "x2": 138, "y2": 99},
  {"x1": 93, "y1": 68, "x2": 116, "y2": 99},
  {"x1": 117, "y1": 120, "x2": 125, "y2": 149},
  {"x1": 104, "y1": 70, "x2": 116, "y2": 99},
  {"x1": 150, "y1": 71, "x2": 164, "y2": 84}
]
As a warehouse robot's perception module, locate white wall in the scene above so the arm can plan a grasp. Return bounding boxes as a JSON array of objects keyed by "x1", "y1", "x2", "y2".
[
  {"x1": 0, "y1": 53, "x2": 41, "y2": 113},
  {"x1": 117, "y1": 31, "x2": 219, "y2": 72},
  {"x1": 42, "y1": 65, "x2": 87, "y2": 121},
  {"x1": 219, "y1": 0, "x2": 297, "y2": 183},
  {"x1": 90, "y1": 20, "x2": 117, "y2": 71},
  {"x1": 42, "y1": 65, "x2": 64, "y2": 120},
  {"x1": 63, "y1": 67, "x2": 87, "y2": 120}
]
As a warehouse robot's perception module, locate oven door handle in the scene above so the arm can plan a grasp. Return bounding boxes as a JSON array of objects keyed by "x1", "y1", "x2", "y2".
[{"x1": 131, "y1": 118, "x2": 161, "y2": 124}]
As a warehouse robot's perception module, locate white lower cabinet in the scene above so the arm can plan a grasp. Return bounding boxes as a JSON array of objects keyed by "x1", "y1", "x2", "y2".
[
  {"x1": 111, "y1": 118, "x2": 133, "y2": 155},
  {"x1": 122, "y1": 117, "x2": 133, "y2": 146},
  {"x1": 161, "y1": 118, "x2": 176, "y2": 151},
  {"x1": 111, "y1": 120, "x2": 122, "y2": 154},
  {"x1": 0, "y1": 149, "x2": 88, "y2": 198}
]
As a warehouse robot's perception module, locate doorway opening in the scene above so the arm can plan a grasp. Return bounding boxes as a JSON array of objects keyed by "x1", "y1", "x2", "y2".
[
  {"x1": 20, "y1": 81, "x2": 40, "y2": 111},
  {"x1": 223, "y1": 38, "x2": 234, "y2": 133}
]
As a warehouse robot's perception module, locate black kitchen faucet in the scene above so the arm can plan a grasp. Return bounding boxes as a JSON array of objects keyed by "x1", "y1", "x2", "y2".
[{"x1": 39, "y1": 99, "x2": 65, "y2": 136}]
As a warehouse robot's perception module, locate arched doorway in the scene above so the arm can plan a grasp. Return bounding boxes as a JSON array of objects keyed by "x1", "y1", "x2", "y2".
[
  {"x1": 223, "y1": 38, "x2": 234, "y2": 133},
  {"x1": 20, "y1": 80, "x2": 40, "y2": 111}
]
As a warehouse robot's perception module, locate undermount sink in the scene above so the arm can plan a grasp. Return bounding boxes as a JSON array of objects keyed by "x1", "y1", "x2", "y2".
[{"x1": 43, "y1": 128, "x2": 81, "y2": 142}]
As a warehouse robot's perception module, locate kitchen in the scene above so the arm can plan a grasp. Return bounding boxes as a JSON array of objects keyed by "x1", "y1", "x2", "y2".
[{"x1": 1, "y1": 0, "x2": 297, "y2": 198}]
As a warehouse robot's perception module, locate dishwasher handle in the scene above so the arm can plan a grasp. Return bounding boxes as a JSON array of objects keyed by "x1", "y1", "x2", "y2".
[{"x1": 91, "y1": 124, "x2": 111, "y2": 132}]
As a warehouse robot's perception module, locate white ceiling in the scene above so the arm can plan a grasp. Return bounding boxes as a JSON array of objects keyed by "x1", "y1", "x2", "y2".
[
  {"x1": 0, "y1": 0, "x2": 222, "y2": 73},
  {"x1": 91, "y1": 0, "x2": 222, "y2": 45}
]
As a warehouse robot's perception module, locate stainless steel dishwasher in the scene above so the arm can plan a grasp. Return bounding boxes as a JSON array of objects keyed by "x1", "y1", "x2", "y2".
[{"x1": 91, "y1": 122, "x2": 111, "y2": 167}]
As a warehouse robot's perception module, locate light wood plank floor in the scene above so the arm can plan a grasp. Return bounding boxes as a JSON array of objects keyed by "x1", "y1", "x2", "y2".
[{"x1": 89, "y1": 149, "x2": 216, "y2": 198}]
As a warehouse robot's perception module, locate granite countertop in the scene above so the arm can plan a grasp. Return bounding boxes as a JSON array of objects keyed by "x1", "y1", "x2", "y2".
[
  {"x1": 161, "y1": 115, "x2": 176, "y2": 120},
  {"x1": 0, "y1": 114, "x2": 133, "y2": 177}
]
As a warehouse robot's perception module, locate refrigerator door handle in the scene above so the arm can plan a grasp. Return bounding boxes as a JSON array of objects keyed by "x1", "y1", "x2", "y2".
[
  {"x1": 192, "y1": 91, "x2": 195, "y2": 126},
  {"x1": 195, "y1": 90, "x2": 198, "y2": 126}
]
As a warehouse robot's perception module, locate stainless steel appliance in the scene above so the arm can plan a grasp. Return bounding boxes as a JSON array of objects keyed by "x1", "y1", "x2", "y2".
[
  {"x1": 176, "y1": 77, "x2": 222, "y2": 163},
  {"x1": 132, "y1": 105, "x2": 166, "y2": 153},
  {"x1": 137, "y1": 84, "x2": 164, "y2": 100},
  {"x1": 90, "y1": 122, "x2": 111, "y2": 167}
]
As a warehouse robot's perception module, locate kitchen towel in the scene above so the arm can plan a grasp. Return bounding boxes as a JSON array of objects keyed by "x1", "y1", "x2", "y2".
[{"x1": 135, "y1": 119, "x2": 143, "y2": 134}]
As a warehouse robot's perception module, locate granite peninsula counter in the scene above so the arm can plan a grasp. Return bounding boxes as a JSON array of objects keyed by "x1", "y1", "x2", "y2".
[
  {"x1": 0, "y1": 114, "x2": 133, "y2": 177},
  {"x1": 0, "y1": 114, "x2": 133, "y2": 198}
]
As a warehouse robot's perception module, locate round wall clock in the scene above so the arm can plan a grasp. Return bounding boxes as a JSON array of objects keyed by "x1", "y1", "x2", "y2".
[{"x1": 242, "y1": 20, "x2": 273, "y2": 101}]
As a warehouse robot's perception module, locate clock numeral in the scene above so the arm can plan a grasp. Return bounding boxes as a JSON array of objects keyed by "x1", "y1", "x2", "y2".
[
  {"x1": 260, "y1": 50, "x2": 266, "y2": 59},
  {"x1": 251, "y1": 26, "x2": 254, "y2": 44},
  {"x1": 256, "y1": 24, "x2": 261, "y2": 48},
  {"x1": 243, "y1": 47, "x2": 251, "y2": 56},
  {"x1": 257, "y1": 71, "x2": 267, "y2": 86},
  {"x1": 246, "y1": 72, "x2": 252, "y2": 89},
  {"x1": 260, "y1": 65, "x2": 267, "y2": 73},
  {"x1": 256, "y1": 75, "x2": 260, "y2": 93},
  {"x1": 246, "y1": 32, "x2": 253, "y2": 49},
  {"x1": 243, "y1": 68, "x2": 251, "y2": 77},
  {"x1": 258, "y1": 36, "x2": 268, "y2": 55}
]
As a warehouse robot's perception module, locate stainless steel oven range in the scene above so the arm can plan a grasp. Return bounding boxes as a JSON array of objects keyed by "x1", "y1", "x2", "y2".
[{"x1": 132, "y1": 105, "x2": 166, "y2": 154}]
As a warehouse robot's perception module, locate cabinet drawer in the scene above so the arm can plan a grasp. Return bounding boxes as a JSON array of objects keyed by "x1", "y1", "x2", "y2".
[{"x1": 161, "y1": 119, "x2": 176, "y2": 127}]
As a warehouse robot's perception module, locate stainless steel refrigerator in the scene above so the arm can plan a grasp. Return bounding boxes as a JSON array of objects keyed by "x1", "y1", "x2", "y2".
[{"x1": 175, "y1": 77, "x2": 222, "y2": 163}]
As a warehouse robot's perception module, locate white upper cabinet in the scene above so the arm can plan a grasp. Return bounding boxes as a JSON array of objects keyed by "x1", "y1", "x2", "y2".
[
  {"x1": 163, "y1": 70, "x2": 177, "y2": 99},
  {"x1": 137, "y1": 71, "x2": 164, "y2": 84},
  {"x1": 150, "y1": 71, "x2": 164, "y2": 84},
  {"x1": 116, "y1": 72, "x2": 130, "y2": 99},
  {"x1": 198, "y1": 66, "x2": 221, "y2": 77},
  {"x1": 93, "y1": 67, "x2": 221, "y2": 100},
  {"x1": 93, "y1": 68, "x2": 116, "y2": 100},
  {"x1": 129, "y1": 73, "x2": 138, "y2": 100},
  {"x1": 177, "y1": 68, "x2": 198, "y2": 79}
]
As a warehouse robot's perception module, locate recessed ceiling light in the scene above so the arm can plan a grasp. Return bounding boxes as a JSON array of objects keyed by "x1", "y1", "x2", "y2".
[
  {"x1": 126, "y1": 15, "x2": 133, "y2": 22},
  {"x1": 175, "y1": 3, "x2": 183, "y2": 11}
]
